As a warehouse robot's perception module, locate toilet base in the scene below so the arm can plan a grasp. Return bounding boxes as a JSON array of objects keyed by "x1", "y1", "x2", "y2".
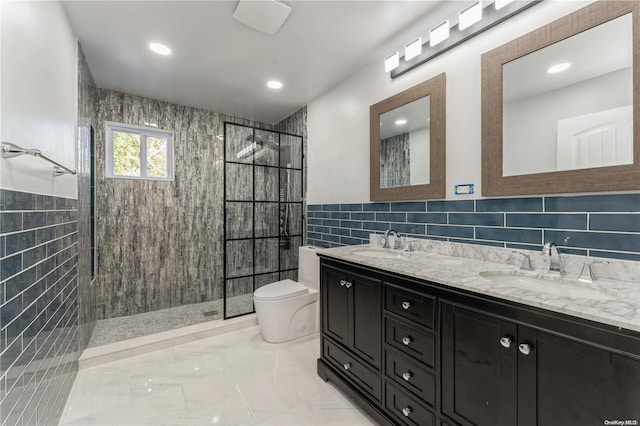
[{"x1": 254, "y1": 290, "x2": 319, "y2": 343}]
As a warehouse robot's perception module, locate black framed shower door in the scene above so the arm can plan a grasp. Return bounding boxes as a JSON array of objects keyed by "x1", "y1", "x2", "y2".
[{"x1": 223, "y1": 122, "x2": 304, "y2": 319}]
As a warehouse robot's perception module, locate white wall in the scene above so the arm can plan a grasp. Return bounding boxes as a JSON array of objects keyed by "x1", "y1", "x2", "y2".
[
  {"x1": 307, "y1": 1, "x2": 594, "y2": 204},
  {"x1": 0, "y1": 0, "x2": 78, "y2": 198}
]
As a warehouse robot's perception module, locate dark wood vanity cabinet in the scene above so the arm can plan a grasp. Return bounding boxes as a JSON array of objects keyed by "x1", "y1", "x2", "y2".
[
  {"x1": 441, "y1": 302, "x2": 640, "y2": 426},
  {"x1": 321, "y1": 262, "x2": 382, "y2": 369},
  {"x1": 317, "y1": 257, "x2": 640, "y2": 426}
]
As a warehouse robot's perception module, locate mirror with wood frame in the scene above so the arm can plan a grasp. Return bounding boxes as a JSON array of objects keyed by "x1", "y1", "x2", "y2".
[
  {"x1": 370, "y1": 73, "x2": 446, "y2": 201},
  {"x1": 482, "y1": 0, "x2": 639, "y2": 196}
]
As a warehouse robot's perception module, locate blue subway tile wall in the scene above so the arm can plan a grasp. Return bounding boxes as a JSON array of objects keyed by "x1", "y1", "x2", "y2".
[
  {"x1": 306, "y1": 194, "x2": 640, "y2": 261},
  {"x1": 0, "y1": 189, "x2": 79, "y2": 426}
]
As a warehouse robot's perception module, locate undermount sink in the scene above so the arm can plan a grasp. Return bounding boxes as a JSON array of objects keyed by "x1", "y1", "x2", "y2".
[
  {"x1": 480, "y1": 272, "x2": 617, "y2": 300},
  {"x1": 352, "y1": 250, "x2": 408, "y2": 260}
]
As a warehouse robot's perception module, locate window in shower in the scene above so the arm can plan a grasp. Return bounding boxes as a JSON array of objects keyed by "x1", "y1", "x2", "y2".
[
  {"x1": 105, "y1": 121, "x2": 174, "y2": 180},
  {"x1": 223, "y1": 123, "x2": 304, "y2": 319}
]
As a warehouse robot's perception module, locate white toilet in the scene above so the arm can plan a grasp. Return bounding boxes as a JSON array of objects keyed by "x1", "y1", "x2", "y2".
[{"x1": 253, "y1": 246, "x2": 320, "y2": 343}]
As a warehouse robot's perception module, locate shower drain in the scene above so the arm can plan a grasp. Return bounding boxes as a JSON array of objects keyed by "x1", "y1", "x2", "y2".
[{"x1": 203, "y1": 310, "x2": 218, "y2": 317}]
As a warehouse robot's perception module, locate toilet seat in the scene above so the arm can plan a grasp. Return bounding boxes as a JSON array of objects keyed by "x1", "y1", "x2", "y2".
[{"x1": 254, "y1": 279, "x2": 308, "y2": 302}]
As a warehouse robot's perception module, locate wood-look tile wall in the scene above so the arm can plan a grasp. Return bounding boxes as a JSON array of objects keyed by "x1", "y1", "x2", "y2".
[{"x1": 94, "y1": 89, "x2": 306, "y2": 319}]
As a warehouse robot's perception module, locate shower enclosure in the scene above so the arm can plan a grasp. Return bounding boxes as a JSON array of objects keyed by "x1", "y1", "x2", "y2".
[{"x1": 223, "y1": 123, "x2": 303, "y2": 319}]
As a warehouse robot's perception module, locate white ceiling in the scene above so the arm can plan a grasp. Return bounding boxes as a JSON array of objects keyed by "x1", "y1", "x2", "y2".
[{"x1": 62, "y1": 0, "x2": 460, "y2": 124}]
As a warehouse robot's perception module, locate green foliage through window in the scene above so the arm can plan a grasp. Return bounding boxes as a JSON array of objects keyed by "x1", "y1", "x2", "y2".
[{"x1": 107, "y1": 123, "x2": 173, "y2": 180}]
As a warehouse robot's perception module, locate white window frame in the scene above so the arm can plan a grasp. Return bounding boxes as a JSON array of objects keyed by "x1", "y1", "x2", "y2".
[{"x1": 105, "y1": 121, "x2": 174, "y2": 181}]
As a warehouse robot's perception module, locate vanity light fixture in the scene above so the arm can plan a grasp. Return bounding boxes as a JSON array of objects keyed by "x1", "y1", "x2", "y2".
[
  {"x1": 149, "y1": 42, "x2": 171, "y2": 56},
  {"x1": 547, "y1": 62, "x2": 571, "y2": 74},
  {"x1": 385, "y1": 51, "x2": 400, "y2": 72},
  {"x1": 405, "y1": 38, "x2": 422, "y2": 61},
  {"x1": 385, "y1": 0, "x2": 540, "y2": 79},
  {"x1": 395, "y1": 119, "x2": 408, "y2": 126},
  {"x1": 267, "y1": 80, "x2": 283, "y2": 89},
  {"x1": 459, "y1": 1, "x2": 483, "y2": 31},
  {"x1": 495, "y1": 0, "x2": 515, "y2": 11},
  {"x1": 430, "y1": 21, "x2": 450, "y2": 47}
]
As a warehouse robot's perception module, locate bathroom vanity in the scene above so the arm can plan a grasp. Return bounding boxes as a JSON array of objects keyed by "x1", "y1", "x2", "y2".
[{"x1": 316, "y1": 244, "x2": 640, "y2": 426}]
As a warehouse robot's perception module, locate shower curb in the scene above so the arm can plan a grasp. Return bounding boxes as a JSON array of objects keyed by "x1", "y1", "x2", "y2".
[{"x1": 78, "y1": 314, "x2": 257, "y2": 369}]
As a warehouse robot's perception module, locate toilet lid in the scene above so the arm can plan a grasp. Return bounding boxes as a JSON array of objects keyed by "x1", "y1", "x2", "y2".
[{"x1": 254, "y1": 279, "x2": 308, "y2": 301}]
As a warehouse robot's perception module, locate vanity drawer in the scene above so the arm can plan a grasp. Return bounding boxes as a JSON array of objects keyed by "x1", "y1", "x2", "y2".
[
  {"x1": 385, "y1": 382, "x2": 435, "y2": 426},
  {"x1": 385, "y1": 284, "x2": 435, "y2": 329},
  {"x1": 385, "y1": 348, "x2": 435, "y2": 406},
  {"x1": 385, "y1": 317, "x2": 435, "y2": 367},
  {"x1": 323, "y1": 339, "x2": 382, "y2": 403}
]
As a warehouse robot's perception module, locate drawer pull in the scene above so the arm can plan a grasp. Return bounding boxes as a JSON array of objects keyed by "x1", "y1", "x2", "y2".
[
  {"x1": 402, "y1": 336, "x2": 412, "y2": 346},
  {"x1": 500, "y1": 337, "x2": 512, "y2": 348},
  {"x1": 340, "y1": 280, "x2": 346, "y2": 287},
  {"x1": 402, "y1": 406, "x2": 412, "y2": 417},
  {"x1": 345, "y1": 281, "x2": 352, "y2": 288},
  {"x1": 401, "y1": 301, "x2": 411, "y2": 310},
  {"x1": 402, "y1": 371, "x2": 412, "y2": 381},
  {"x1": 519, "y1": 343, "x2": 532, "y2": 355},
  {"x1": 343, "y1": 362, "x2": 352, "y2": 371}
]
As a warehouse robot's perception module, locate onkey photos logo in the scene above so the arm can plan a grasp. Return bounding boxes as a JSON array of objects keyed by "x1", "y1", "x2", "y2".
[{"x1": 604, "y1": 420, "x2": 638, "y2": 426}]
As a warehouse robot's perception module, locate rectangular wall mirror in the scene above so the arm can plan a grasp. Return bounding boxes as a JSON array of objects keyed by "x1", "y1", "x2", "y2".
[
  {"x1": 482, "y1": 0, "x2": 639, "y2": 196},
  {"x1": 370, "y1": 73, "x2": 446, "y2": 201}
]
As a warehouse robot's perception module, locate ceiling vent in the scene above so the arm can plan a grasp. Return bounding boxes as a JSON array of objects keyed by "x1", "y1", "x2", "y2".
[{"x1": 233, "y1": 0, "x2": 292, "y2": 35}]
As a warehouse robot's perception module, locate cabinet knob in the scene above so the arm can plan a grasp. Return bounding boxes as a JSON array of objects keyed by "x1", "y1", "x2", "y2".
[
  {"x1": 340, "y1": 280, "x2": 346, "y2": 287},
  {"x1": 402, "y1": 407, "x2": 412, "y2": 417},
  {"x1": 345, "y1": 281, "x2": 352, "y2": 288},
  {"x1": 402, "y1": 336, "x2": 412, "y2": 346},
  {"x1": 402, "y1": 371, "x2": 412, "y2": 381},
  {"x1": 518, "y1": 343, "x2": 532, "y2": 355},
  {"x1": 401, "y1": 301, "x2": 411, "y2": 310},
  {"x1": 500, "y1": 337, "x2": 512, "y2": 348},
  {"x1": 343, "y1": 362, "x2": 352, "y2": 371}
]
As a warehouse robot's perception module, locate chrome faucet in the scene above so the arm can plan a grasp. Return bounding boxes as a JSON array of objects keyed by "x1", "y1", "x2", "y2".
[
  {"x1": 542, "y1": 242, "x2": 563, "y2": 274},
  {"x1": 382, "y1": 229, "x2": 401, "y2": 249}
]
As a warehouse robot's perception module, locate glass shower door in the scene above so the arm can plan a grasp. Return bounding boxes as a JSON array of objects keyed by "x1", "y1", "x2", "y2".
[{"x1": 223, "y1": 123, "x2": 303, "y2": 319}]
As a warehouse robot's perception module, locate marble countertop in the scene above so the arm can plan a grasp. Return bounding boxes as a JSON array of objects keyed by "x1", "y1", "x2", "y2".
[{"x1": 317, "y1": 244, "x2": 640, "y2": 334}]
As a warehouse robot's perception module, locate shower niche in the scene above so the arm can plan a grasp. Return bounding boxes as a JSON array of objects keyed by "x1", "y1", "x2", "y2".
[{"x1": 223, "y1": 123, "x2": 304, "y2": 319}]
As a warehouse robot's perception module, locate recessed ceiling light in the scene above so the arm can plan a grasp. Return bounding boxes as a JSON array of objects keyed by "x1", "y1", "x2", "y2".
[
  {"x1": 267, "y1": 80, "x2": 283, "y2": 89},
  {"x1": 149, "y1": 42, "x2": 171, "y2": 56},
  {"x1": 547, "y1": 62, "x2": 571, "y2": 74},
  {"x1": 395, "y1": 119, "x2": 408, "y2": 126}
]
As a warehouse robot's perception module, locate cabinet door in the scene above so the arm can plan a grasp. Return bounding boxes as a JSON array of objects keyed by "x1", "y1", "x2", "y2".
[
  {"x1": 321, "y1": 265, "x2": 350, "y2": 346},
  {"x1": 522, "y1": 329, "x2": 640, "y2": 425},
  {"x1": 350, "y1": 271, "x2": 382, "y2": 369},
  {"x1": 441, "y1": 303, "x2": 517, "y2": 426}
]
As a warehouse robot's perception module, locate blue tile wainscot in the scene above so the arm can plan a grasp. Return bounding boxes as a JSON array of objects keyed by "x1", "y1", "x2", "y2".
[
  {"x1": 0, "y1": 189, "x2": 80, "y2": 425},
  {"x1": 307, "y1": 194, "x2": 640, "y2": 261}
]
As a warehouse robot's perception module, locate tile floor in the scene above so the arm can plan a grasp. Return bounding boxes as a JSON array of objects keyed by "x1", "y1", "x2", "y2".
[{"x1": 60, "y1": 326, "x2": 375, "y2": 425}]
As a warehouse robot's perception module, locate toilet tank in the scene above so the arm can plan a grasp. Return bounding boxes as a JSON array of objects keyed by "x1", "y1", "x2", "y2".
[{"x1": 298, "y1": 246, "x2": 320, "y2": 291}]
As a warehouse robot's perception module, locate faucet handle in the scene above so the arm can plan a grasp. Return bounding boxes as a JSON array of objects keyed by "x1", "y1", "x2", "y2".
[
  {"x1": 403, "y1": 238, "x2": 411, "y2": 252},
  {"x1": 520, "y1": 254, "x2": 533, "y2": 271},
  {"x1": 578, "y1": 262, "x2": 594, "y2": 283}
]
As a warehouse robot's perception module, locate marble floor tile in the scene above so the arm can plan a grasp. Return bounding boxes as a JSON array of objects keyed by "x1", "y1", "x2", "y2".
[{"x1": 60, "y1": 326, "x2": 375, "y2": 426}]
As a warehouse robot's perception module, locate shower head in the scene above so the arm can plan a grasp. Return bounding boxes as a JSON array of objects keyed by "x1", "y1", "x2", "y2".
[{"x1": 236, "y1": 135, "x2": 279, "y2": 160}]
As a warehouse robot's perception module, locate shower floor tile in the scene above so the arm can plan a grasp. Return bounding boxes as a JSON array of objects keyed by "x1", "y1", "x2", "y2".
[
  {"x1": 89, "y1": 296, "x2": 255, "y2": 348},
  {"x1": 60, "y1": 327, "x2": 375, "y2": 426},
  {"x1": 88, "y1": 300, "x2": 225, "y2": 347}
]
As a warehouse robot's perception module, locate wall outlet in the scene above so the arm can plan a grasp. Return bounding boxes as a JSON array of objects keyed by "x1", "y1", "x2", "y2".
[{"x1": 455, "y1": 184, "x2": 474, "y2": 195}]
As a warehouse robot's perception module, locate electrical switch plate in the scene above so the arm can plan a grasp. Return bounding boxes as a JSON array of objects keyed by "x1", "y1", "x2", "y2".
[{"x1": 455, "y1": 184, "x2": 474, "y2": 195}]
